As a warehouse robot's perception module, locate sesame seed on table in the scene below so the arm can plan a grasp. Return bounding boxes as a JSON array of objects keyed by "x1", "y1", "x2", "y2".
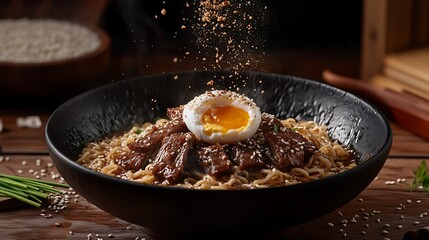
[{"x1": 1, "y1": 111, "x2": 429, "y2": 239}]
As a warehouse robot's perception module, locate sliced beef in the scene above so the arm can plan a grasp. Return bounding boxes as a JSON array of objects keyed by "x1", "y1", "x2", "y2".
[
  {"x1": 151, "y1": 132, "x2": 195, "y2": 184},
  {"x1": 197, "y1": 144, "x2": 232, "y2": 178},
  {"x1": 284, "y1": 128, "x2": 318, "y2": 160},
  {"x1": 116, "y1": 152, "x2": 147, "y2": 172},
  {"x1": 129, "y1": 119, "x2": 188, "y2": 157},
  {"x1": 258, "y1": 113, "x2": 284, "y2": 134},
  {"x1": 230, "y1": 139, "x2": 267, "y2": 170},
  {"x1": 265, "y1": 128, "x2": 317, "y2": 172},
  {"x1": 167, "y1": 105, "x2": 184, "y2": 120},
  {"x1": 259, "y1": 113, "x2": 318, "y2": 164},
  {"x1": 265, "y1": 131, "x2": 303, "y2": 171}
]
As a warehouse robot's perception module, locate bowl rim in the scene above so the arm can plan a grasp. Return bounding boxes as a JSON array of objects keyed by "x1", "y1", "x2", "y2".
[
  {"x1": 0, "y1": 20, "x2": 110, "y2": 67},
  {"x1": 45, "y1": 70, "x2": 393, "y2": 193}
]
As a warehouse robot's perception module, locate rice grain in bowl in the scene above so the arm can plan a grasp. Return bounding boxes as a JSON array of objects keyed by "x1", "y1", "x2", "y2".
[
  {"x1": 0, "y1": 18, "x2": 110, "y2": 103},
  {"x1": 46, "y1": 71, "x2": 392, "y2": 239}
]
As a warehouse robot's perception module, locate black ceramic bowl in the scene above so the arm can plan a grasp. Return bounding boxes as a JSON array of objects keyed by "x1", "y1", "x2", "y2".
[{"x1": 46, "y1": 71, "x2": 392, "y2": 239}]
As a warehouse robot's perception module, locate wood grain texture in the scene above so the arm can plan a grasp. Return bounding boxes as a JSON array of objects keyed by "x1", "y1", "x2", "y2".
[
  {"x1": 1, "y1": 156, "x2": 428, "y2": 239},
  {"x1": 1, "y1": 112, "x2": 429, "y2": 239}
]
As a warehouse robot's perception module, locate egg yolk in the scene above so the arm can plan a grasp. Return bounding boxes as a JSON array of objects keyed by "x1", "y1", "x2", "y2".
[{"x1": 202, "y1": 106, "x2": 250, "y2": 134}]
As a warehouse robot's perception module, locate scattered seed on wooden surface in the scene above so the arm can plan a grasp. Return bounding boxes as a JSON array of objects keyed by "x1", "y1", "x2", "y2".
[
  {"x1": 328, "y1": 222, "x2": 334, "y2": 228},
  {"x1": 382, "y1": 230, "x2": 388, "y2": 235},
  {"x1": 397, "y1": 225, "x2": 403, "y2": 229},
  {"x1": 414, "y1": 221, "x2": 420, "y2": 225}
]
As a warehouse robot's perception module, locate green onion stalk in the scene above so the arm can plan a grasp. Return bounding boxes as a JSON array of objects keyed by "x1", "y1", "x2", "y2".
[{"x1": 0, "y1": 174, "x2": 69, "y2": 207}]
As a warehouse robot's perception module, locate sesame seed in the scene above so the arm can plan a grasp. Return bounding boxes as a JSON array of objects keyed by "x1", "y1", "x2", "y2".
[
  {"x1": 361, "y1": 231, "x2": 366, "y2": 235},
  {"x1": 397, "y1": 225, "x2": 403, "y2": 229},
  {"x1": 414, "y1": 221, "x2": 420, "y2": 225},
  {"x1": 328, "y1": 222, "x2": 334, "y2": 227},
  {"x1": 69, "y1": 231, "x2": 74, "y2": 235},
  {"x1": 406, "y1": 199, "x2": 412, "y2": 204},
  {"x1": 382, "y1": 230, "x2": 388, "y2": 235},
  {"x1": 54, "y1": 222, "x2": 61, "y2": 227}
]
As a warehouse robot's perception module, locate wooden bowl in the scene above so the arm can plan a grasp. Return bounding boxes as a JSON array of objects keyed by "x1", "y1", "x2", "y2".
[{"x1": 0, "y1": 24, "x2": 110, "y2": 105}]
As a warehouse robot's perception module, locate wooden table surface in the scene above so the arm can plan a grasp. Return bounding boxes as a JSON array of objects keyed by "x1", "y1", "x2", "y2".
[{"x1": 1, "y1": 111, "x2": 429, "y2": 240}]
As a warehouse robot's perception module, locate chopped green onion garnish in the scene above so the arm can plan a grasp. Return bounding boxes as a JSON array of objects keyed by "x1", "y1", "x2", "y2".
[{"x1": 273, "y1": 124, "x2": 279, "y2": 133}]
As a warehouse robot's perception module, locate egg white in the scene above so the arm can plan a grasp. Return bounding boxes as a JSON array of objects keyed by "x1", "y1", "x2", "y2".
[{"x1": 183, "y1": 90, "x2": 261, "y2": 144}]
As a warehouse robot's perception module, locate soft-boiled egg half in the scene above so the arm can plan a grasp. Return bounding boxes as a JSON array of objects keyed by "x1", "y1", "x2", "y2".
[{"x1": 183, "y1": 90, "x2": 261, "y2": 144}]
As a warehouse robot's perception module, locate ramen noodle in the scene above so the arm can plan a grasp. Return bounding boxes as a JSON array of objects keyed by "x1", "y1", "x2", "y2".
[{"x1": 77, "y1": 116, "x2": 356, "y2": 190}]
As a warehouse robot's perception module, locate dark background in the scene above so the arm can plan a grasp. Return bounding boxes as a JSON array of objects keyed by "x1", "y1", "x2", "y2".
[
  {"x1": 0, "y1": 0, "x2": 363, "y2": 108},
  {"x1": 102, "y1": 0, "x2": 362, "y2": 80}
]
